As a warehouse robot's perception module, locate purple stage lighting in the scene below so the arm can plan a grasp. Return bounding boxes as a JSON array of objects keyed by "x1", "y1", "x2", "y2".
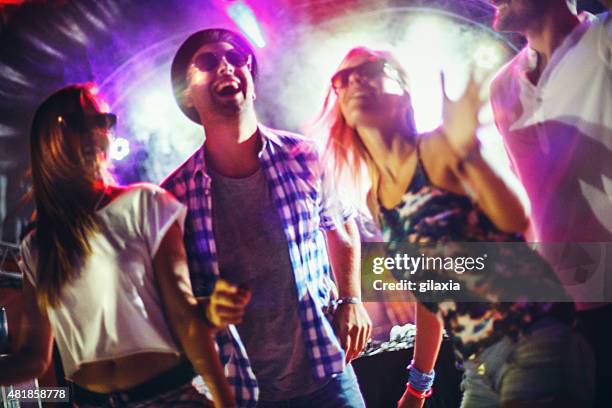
[{"x1": 225, "y1": 0, "x2": 266, "y2": 48}]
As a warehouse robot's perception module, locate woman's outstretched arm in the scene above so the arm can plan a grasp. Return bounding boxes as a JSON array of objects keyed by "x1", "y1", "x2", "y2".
[
  {"x1": 153, "y1": 221, "x2": 235, "y2": 408},
  {"x1": 439, "y1": 72, "x2": 529, "y2": 233}
]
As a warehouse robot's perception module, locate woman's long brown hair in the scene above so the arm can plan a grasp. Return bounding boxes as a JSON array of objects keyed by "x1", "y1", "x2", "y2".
[{"x1": 29, "y1": 84, "x2": 110, "y2": 310}]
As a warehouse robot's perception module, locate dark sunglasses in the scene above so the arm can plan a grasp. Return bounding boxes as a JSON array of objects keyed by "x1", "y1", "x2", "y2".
[
  {"x1": 193, "y1": 50, "x2": 250, "y2": 72},
  {"x1": 59, "y1": 112, "x2": 117, "y2": 132},
  {"x1": 331, "y1": 60, "x2": 403, "y2": 91}
]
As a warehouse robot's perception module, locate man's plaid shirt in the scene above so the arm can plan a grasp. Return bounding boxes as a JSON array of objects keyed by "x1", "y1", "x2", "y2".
[{"x1": 161, "y1": 125, "x2": 354, "y2": 407}]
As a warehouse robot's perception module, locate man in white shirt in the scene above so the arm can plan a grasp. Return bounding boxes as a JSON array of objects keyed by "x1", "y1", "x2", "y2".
[{"x1": 490, "y1": 0, "x2": 611, "y2": 406}]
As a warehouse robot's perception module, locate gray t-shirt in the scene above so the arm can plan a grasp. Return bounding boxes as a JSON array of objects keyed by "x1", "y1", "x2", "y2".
[{"x1": 210, "y1": 166, "x2": 325, "y2": 401}]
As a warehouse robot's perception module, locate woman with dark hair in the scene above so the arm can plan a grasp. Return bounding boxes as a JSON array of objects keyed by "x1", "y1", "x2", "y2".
[
  {"x1": 311, "y1": 47, "x2": 594, "y2": 407},
  {"x1": 0, "y1": 84, "x2": 236, "y2": 408}
]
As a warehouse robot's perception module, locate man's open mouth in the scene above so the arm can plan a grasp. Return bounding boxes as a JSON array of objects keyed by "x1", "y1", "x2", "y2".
[{"x1": 214, "y1": 79, "x2": 242, "y2": 97}]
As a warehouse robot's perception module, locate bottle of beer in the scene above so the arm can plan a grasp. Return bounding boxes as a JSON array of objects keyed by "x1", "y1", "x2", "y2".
[{"x1": 0, "y1": 307, "x2": 9, "y2": 355}]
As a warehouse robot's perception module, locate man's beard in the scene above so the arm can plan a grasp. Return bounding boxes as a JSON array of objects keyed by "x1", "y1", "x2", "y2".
[{"x1": 211, "y1": 91, "x2": 249, "y2": 117}]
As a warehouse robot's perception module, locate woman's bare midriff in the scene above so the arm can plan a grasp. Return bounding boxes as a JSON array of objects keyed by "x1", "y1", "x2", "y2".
[{"x1": 72, "y1": 352, "x2": 186, "y2": 393}]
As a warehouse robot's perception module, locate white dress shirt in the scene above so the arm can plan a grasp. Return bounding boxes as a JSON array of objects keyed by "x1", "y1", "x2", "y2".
[{"x1": 491, "y1": 12, "x2": 612, "y2": 308}]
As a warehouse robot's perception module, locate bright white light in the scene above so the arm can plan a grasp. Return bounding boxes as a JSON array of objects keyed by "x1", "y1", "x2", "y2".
[
  {"x1": 400, "y1": 16, "x2": 447, "y2": 61},
  {"x1": 136, "y1": 91, "x2": 174, "y2": 132},
  {"x1": 116, "y1": 75, "x2": 203, "y2": 182},
  {"x1": 110, "y1": 137, "x2": 130, "y2": 161},
  {"x1": 227, "y1": 1, "x2": 266, "y2": 48},
  {"x1": 473, "y1": 43, "x2": 503, "y2": 70},
  {"x1": 409, "y1": 66, "x2": 443, "y2": 132},
  {"x1": 394, "y1": 16, "x2": 454, "y2": 132}
]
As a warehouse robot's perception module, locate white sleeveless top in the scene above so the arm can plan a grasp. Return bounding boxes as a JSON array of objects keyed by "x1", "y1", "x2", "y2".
[{"x1": 19, "y1": 183, "x2": 187, "y2": 379}]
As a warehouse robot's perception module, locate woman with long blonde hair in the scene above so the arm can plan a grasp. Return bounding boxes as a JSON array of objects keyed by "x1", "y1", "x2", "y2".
[
  {"x1": 0, "y1": 84, "x2": 236, "y2": 407},
  {"x1": 311, "y1": 47, "x2": 593, "y2": 408}
]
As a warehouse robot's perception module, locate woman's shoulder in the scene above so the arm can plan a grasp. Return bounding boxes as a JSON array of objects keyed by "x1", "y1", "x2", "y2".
[
  {"x1": 118, "y1": 182, "x2": 165, "y2": 193},
  {"x1": 107, "y1": 183, "x2": 174, "y2": 206},
  {"x1": 419, "y1": 128, "x2": 454, "y2": 159}
]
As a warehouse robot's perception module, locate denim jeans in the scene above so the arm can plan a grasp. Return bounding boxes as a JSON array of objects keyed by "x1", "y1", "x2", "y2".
[
  {"x1": 256, "y1": 365, "x2": 366, "y2": 408},
  {"x1": 460, "y1": 317, "x2": 595, "y2": 407}
]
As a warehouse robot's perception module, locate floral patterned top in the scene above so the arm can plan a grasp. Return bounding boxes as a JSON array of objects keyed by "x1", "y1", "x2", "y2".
[{"x1": 379, "y1": 142, "x2": 571, "y2": 359}]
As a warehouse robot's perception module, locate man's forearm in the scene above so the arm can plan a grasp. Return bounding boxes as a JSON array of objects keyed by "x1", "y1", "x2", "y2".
[{"x1": 326, "y1": 219, "x2": 361, "y2": 297}]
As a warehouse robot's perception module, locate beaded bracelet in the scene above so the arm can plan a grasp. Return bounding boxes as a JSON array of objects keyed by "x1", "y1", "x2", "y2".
[{"x1": 407, "y1": 360, "x2": 435, "y2": 392}]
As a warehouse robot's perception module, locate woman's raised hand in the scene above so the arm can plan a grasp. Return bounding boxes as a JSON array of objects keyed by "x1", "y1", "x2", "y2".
[{"x1": 440, "y1": 69, "x2": 486, "y2": 158}]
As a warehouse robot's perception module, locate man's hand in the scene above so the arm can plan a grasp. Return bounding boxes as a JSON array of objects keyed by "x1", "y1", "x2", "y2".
[
  {"x1": 201, "y1": 279, "x2": 251, "y2": 329},
  {"x1": 332, "y1": 302, "x2": 372, "y2": 363}
]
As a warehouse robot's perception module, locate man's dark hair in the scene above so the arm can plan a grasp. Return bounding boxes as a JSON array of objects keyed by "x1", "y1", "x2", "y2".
[{"x1": 171, "y1": 28, "x2": 258, "y2": 123}]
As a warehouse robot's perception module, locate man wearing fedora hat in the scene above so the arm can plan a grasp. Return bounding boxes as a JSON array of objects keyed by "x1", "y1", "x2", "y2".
[{"x1": 161, "y1": 28, "x2": 369, "y2": 407}]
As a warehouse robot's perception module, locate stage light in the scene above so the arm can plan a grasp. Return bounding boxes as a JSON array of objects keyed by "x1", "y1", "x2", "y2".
[
  {"x1": 401, "y1": 15, "x2": 447, "y2": 60},
  {"x1": 133, "y1": 90, "x2": 175, "y2": 132},
  {"x1": 395, "y1": 15, "x2": 452, "y2": 132},
  {"x1": 226, "y1": 1, "x2": 266, "y2": 48},
  {"x1": 473, "y1": 43, "x2": 503, "y2": 70},
  {"x1": 108, "y1": 75, "x2": 202, "y2": 182},
  {"x1": 110, "y1": 137, "x2": 130, "y2": 161}
]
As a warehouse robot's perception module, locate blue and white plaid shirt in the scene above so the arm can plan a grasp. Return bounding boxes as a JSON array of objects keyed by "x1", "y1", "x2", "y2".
[{"x1": 161, "y1": 125, "x2": 354, "y2": 407}]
